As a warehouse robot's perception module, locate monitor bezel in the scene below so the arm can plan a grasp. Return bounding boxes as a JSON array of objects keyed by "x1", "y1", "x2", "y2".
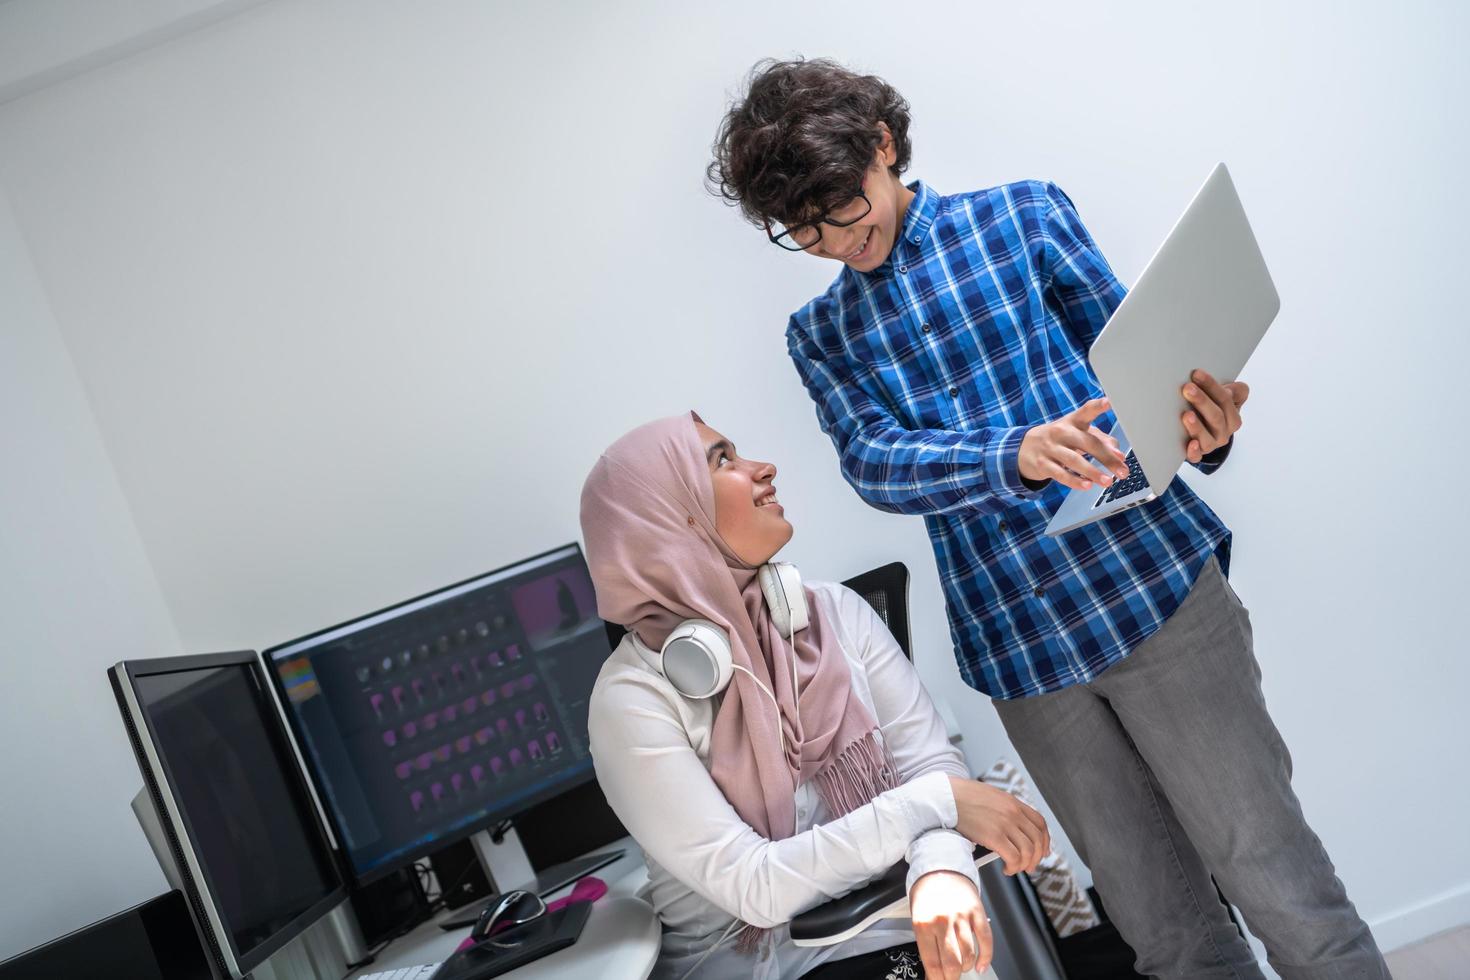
[
  {"x1": 262, "y1": 542, "x2": 603, "y2": 886},
  {"x1": 110, "y1": 650, "x2": 348, "y2": 979}
]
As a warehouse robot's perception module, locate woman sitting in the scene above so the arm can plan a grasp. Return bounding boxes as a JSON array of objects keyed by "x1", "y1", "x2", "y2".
[{"x1": 580, "y1": 413, "x2": 1050, "y2": 980}]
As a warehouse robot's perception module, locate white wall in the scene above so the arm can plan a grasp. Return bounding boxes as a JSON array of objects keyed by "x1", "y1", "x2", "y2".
[
  {"x1": 0, "y1": 0, "x2": 1465, "y2": 961},
  {"x1": 0, "y1": 184, "x2": 180, "y2": 956}
]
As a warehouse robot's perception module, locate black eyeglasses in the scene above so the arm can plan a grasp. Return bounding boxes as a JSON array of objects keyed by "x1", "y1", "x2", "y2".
[{"x1": 765, "y1": 190, "x2": 872, "y2": 252}]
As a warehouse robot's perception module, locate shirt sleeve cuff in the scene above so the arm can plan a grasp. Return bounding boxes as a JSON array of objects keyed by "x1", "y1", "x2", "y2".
[
  {"x1": 1193, "y1": 435, "x2": 1234, "y2": 474},
  {"x1": 893, "y1": 770, "x2": 958, "y2": 838},
  {"x1": 904, "y1": 830, "x2": 983, "y2": 896},
  {"x1": 982, "y1": 425, "x2": 1042, "y2": 500}
]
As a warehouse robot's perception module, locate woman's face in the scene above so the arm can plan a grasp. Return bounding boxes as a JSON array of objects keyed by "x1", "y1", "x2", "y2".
[{"x1": 695, "y1": 421, "x2": 793, "y2": 566}]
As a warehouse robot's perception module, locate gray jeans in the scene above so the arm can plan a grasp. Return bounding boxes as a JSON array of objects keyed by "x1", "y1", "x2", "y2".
[{"x1": 992, "y1": 558, "x2": 1388, "y2": 980}]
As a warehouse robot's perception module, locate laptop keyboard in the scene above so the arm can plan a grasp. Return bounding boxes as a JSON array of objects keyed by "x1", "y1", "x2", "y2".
[{"x1": 1092, "y1": 451, "x2": 1150, "y2": 508}]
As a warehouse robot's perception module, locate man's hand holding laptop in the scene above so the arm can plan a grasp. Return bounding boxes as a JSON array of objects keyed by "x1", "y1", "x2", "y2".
[
  {"x1": 1180, "y1": 369, "x2": 1250, "y2": 465},
  {"x1": 1017, "y1": 370, "x2": 1250, "y2": 492}
]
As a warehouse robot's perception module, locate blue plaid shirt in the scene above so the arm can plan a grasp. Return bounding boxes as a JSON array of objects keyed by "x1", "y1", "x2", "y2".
[{"x1": 788, "y1": 180, "x2": 1232, "y2": 700}]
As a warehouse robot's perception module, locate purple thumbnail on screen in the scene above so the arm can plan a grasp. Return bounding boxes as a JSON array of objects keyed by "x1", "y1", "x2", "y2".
[
  {"x1": 489, "y1": 651, "x2": 504, "y2": 668},
  {"x1": 423, "y1": 712, "x2": 438, "y2": 732},
  {"x1": 506, "y1": 644, "x2": 521, "y2": 661},
  {"x1": 391, "y1": 685, "x2": 407, "y2": 710},
  {"x1": 520, "y1": 675, "x2": 536, "y2": 692},
  {"x1": 469, "y1": 655, "x2": 483, "y2": 677},
  {"x1": 443, "y1": 705, "x2": 458, "y2": 724},
  {"x1": 462, "y1": 696, "x2": 478, "y2": 715},
  {"x1": 409, "y1": 790, "x2": 425, "y2": 812},
  {"x1": 455, "y1": 735, "x2": 472, "y2": 755},
  {"x1": 474, "y1": 726, "x2": 493, "y2": 746},
  {"x1": 534, "y1": 702, "x2": 550, "y2": 724},
  {"x1": 496, "y1": 717, "x2": 512, "y2": 738},
  {"x1": 500, "y1": 681, "x2": 516, "y2": 700},
  {"x1": 509, "y1": 748, "x2": 524, "y2": 768},
  {"x1": 470, "y1": 763, "x2": 485, "y2": 785},
  {"x1": 546, "y1": 732, "x2": 562, "y2": 754},
  {"x1": 490, "y1": 756, "x2": 505, "y2": 777},
  {"x1": 402, "y1": 720, "x2": 418, "y2": 739},
  {"x1": 480, "y1": 688, "x2": 497, "y2": 707},
  {"x1": 370, "y1": 693, "x2": 386, "y2": 719},
  {"x1": 434, "y1": 744, "x2": 452, "y2": 763},
  {"x1": 451, "y1": 773, "x2": 464, "y2": 794},
  {"x1": 528, "y1": 740, "x2": 543, "y2": 762},
  {"x1": 412, "y1": 678, "x2": 427, "y2": 702},
  {"x1": 416, "y1": 752, "x2": 433, "y2": 772},
  {"x1": 515, "y1": 709, "x2": 528, "y2": 730},
  {"x1": 395, "y1": 761, "x2": 414, "y2": 780},
  {"x1": 430, "y1": 782, "x2": 445, "y2": 802},
  {"x1": 382, "y1": 730, "x2": 397, "y2": 748},
  {"x1": 510, "y1": 570, "x2": 596, "y2": 653}
]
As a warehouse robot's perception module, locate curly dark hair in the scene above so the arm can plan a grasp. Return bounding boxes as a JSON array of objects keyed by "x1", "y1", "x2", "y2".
[{"x1": 707, "y1": 58, "x2": 912, "y2": 228}]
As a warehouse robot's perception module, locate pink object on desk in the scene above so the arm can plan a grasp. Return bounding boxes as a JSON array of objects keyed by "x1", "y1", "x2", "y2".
[{"x1": 452, "y1": 877, "x2": 609, "y2": 953}]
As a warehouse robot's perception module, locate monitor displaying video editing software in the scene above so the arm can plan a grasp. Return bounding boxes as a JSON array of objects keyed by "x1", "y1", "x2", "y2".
[{"x1": 266, "y1": 544, "x2": 609, "y2": 882}]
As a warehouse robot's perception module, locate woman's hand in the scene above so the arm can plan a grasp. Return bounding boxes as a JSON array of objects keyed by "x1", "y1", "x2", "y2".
[
  {"x1": 909, "y1": 870, "x2": 991, "y2": 979},
  {"x1": 949, "y1": 777, "x2": 1051, "y2": 874}
]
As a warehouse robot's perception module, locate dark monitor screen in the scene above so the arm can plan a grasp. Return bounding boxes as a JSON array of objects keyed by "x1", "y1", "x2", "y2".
[
  {"x1": 0, "y1": 890, "x2": 210, "y2": 980},
  {"x1": 125, "y1": 657, "x2": 343, "y2": 972},
  {"x1": 265, "y1": 544, "x2": 609, "y2": 881}
]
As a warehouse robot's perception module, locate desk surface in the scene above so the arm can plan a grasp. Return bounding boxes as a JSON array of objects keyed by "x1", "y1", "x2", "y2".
[{"x1": 348, "y1": 840, "x2": 658, "y2": 980}]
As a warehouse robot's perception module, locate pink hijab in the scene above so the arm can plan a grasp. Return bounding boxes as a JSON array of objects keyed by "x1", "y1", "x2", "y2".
[{"x1": 579, "y1": 412, "x2": 898, "y2": 846}]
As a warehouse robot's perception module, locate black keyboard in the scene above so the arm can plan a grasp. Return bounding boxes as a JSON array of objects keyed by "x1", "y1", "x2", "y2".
[{"x1": 1093, "y1": 450, "x2": 1150, "y2": 508}]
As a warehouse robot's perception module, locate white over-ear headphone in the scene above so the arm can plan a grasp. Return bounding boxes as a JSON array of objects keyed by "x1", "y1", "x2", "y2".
[{"x1": 630, "y1": 562, "x2": 810, "y2": 751}]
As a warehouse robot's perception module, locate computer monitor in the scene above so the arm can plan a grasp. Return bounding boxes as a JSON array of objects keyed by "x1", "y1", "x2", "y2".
[
  {"x1": 109, "y1": 652, "x2": 347, "y2": 980},
  {"x1": 263, "y1": 544, "x2": 609, "y2": 884}
]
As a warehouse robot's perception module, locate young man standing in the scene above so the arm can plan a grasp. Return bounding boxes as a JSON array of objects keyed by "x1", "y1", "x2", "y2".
[{"x1": 709, "y1": 58, "x2": 1388, "y2": 979}]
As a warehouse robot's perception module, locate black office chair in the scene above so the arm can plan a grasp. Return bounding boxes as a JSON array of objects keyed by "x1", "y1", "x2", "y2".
[{"x1": 790, "y1": 562, "x2": 1067, "y2": 980}]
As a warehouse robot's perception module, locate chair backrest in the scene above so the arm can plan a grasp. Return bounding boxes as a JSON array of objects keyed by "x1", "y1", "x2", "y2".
[
  {"x1": 602, "y1": 560, "x2": 914, "y2": 662},
  {"x1": 839, "y1": 561, "x2": 912, "y2": 662}
]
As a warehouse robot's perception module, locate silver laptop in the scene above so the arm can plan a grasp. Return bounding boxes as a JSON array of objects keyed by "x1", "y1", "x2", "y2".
[{"x1": 1044, "y1": 163, "x2": 1280, "y2": 537}]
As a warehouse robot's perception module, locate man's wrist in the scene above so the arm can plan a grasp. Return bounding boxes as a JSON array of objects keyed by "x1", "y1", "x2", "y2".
[
  {"x1": 1014, "y1": 428, "x2": 1049, "y2": 491},
  {"x1": 991, "y1": 425, "x2": 1042, "y2": 498},
  {"x1": 1199, "y1": 436, "x2": 1234, "y2": 467}
]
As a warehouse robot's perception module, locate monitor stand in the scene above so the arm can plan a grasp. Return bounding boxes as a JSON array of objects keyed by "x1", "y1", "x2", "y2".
[
  {"x1": 469, "y1": 825, "x2": 537, "y2": 895},
  {"x1": 130, "y1": 787, "x2": 366, "y2": 979}
]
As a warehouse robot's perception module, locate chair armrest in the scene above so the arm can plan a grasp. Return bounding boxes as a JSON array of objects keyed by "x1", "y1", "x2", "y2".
[{"x1": 789, "y1": 845, "x2": 995, "y2": 947}]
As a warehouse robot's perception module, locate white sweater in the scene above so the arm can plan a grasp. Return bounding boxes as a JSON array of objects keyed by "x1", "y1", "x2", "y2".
[{"x1": 587, "y1": 580, "x2": 979, "y2": 980}]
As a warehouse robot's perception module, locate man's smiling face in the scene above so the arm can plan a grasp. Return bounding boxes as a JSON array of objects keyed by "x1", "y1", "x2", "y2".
[{"x1": 770, "y1": 126, "x2": 915, "y2": 272}]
